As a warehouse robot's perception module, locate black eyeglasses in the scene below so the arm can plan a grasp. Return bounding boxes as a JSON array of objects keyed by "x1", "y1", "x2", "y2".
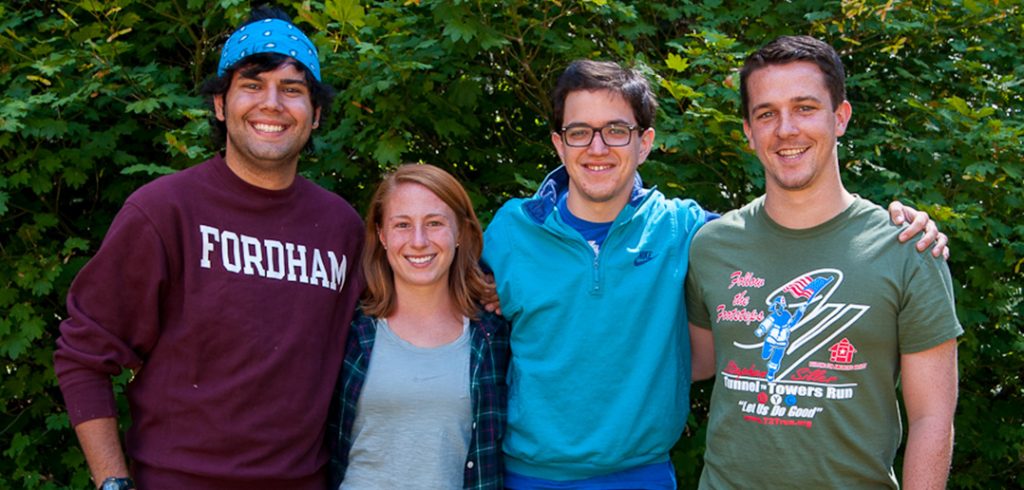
[{"x1": 559, "y1": 124, "x2": 639, "y2": 147}]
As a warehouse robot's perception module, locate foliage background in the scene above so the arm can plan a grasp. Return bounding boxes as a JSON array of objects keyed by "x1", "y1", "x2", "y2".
[{"x1": 1, "y1": 0, "x2": 1021, "y2": 488}]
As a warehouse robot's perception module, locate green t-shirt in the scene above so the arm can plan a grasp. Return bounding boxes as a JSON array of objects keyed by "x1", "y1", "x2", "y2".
[{"x1": 686, "y1": 196, "x2": 962, "y2": 489}]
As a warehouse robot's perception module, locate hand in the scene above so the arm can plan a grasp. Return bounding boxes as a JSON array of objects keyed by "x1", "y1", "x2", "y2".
[
  {"x1": 481, "y1": 274, "x2": 502, "y2": 316},
  {"x1": 888, "y1": 201, "x2": 949, "y2": 260}
]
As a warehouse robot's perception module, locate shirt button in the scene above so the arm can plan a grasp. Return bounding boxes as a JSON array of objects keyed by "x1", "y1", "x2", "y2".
[
  {"x1": 467, "y1": 461, "x2": 475, "y2": 469},
  {"x1": 472, "y1": 422, "x2": 477, "y2": 429}
]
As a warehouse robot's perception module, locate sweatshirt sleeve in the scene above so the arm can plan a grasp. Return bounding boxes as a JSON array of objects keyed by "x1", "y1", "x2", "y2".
[{"x1": 53, "y1": 202, "x2": 168, "y2": 426}]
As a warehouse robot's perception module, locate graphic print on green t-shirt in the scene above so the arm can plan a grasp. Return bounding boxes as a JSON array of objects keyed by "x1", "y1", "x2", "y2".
[{"x1": 718, "y1": 267, "x2": 865, "y2": 427}]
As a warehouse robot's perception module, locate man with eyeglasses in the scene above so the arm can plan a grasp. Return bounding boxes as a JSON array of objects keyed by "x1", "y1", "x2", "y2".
[{"x1": 482, "y1": 59, "x2": 945, "y2": 488}]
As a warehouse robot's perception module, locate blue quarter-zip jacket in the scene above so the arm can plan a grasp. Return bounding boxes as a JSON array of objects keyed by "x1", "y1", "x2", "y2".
[{"x1": 482, "y1": 166, "x2": 706, "y2": 480}]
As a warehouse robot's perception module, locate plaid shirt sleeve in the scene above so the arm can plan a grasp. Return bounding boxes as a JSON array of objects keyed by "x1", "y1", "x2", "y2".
[
  {"x1": 463, "y1": 311, "x2": 511, "y2": 489},
  {"x1": 329, "y1": 312, "x2": 376, "y2": 489}
]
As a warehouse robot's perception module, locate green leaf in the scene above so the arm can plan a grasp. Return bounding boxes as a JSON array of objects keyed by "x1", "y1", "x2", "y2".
[
  {"x1": 0, "y1": 99, "x2": 29, "y2": 132},
  {"x1": 125, "y1": 98, "x2": 160, "y2": 114},
  {"x1": 661, "y1": 79, "x2": 701, "y2": 101},
  {"x1": 513, "y1": 173, "x2": 539, "y2": 193},
  {"x1": 666, "y1": 53, "x2": 690, "y2": 72},
  {"x1": 63, "y1": 237, "x2": 90, "y2": 254},
  {"x1": 63, "y1": 167, "x2": 88, "y2": 187},
  {"x1": 60, "y1": 445, "x2": 85, "y2": 468},
  {"x1": 944, "y1": 96, "x2": 971, "y2": 116},
  {"x1": 449, "y1": 78, "x2": 481, "y2": 108},
  {"x1": 121, "y1": 164, "x2": 177, "y2": 176},
  {"x1": 443, "y1": 18, "x2": 477, "y2": 43},
  {"x1": 5, "y1": 335, "x2": 29, "y2": 359},
  {"x1": 325, "y1": 0, "x2": 366, "y2": 28},
  {"x1": 373, "y1": 134, "x2": 405, "y2": 164},
  {"x1": 34, "y1": 213, "x2": 58, "y2": 229},
  {"x1": 433, "y1": 118, "x2": 469, "y2": 137},
  {"x1": 803, "y1": 10, "x2": 832, "y2": 21},
  {"x1": 479, "y1": 31, "x2": 509, "y2": 50},
  {"x1": 4, "y1": 433, "x2": 30, "y2": 458},
  {"x1": 21, "y1": 315, "x2": 45, "y2": 339},
  {"x1": 0, "y1": 287, "x2": 15, "y2": 307}
]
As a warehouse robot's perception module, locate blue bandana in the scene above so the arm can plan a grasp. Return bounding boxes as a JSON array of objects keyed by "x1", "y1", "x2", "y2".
[{"x1": 217, "y1": 18, "x2": 321, "y2": 81}]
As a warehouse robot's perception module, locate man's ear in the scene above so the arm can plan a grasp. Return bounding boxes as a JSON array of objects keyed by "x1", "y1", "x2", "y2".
[
  {"x1": 834, "y1": 100, "x2": 852, "y2": 137},
  {"x1": 551, "y1": 131, "x2": 567, "y2": 164},
  {"x1": 214, "y1": 94, "x2": 226, "y2": 122},
  {"x1": 742, "y1": 119, "x2": 754, "y2": 151},
  {"x1": 313, "y1": 107, "x2": 321, "y2": 129},
  {"x1": 638, "y1": 127, "x2": 656, "y2": 163}
]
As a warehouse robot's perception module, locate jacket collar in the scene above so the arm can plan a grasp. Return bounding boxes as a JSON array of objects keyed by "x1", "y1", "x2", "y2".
[{"x1": 523, "y1": 165, "x2": 649, "y2": 224}]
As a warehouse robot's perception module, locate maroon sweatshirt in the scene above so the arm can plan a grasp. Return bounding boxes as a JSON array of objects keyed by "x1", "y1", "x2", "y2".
[{"x1": 54, "y1": 155, "x2": 364, "y2": 489}]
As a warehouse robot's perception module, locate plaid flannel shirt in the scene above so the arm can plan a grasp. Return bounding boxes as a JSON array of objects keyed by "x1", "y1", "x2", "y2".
[{"x1": 329, "y1": 310, "x2": 510, "y2": 489}]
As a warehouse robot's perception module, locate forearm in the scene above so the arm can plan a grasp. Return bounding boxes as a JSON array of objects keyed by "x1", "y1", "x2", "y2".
[
  {"x1": 900, "y1": 339, "x2": 958, "y2": 490},
  {"x1": 74, "y1": 417, "x2": 131, "y2": 486},
  {"x1": 689, "y1": 323, "x2": 716, "y2": 381},
  {"x1": 901, "y1": 415, "x2": 953, "y2": 489}
]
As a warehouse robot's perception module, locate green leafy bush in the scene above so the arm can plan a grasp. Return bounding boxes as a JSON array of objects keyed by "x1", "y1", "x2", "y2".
[{"x1": 2, "y1": 1, "x2": 1020, "y2": 488}]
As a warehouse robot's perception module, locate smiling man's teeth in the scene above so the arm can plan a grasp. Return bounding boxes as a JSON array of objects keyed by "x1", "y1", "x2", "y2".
[
  {"x1": 407, "y1": 255, "x2": 434, "y2": 264},
  {"x1": 777, "y1": 147, "x2": 807, "y2": 157},
  {"x1": 253, "y1": 123, "x2": 285, "y2": 133},
  {"x1": 587, "y1": 164, "x2": 612, "y2": 171}
]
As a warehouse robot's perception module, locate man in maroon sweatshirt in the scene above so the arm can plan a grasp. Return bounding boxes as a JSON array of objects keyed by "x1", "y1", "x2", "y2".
[{"x1": 53, "y1": 6, "x2": 364, "y2": 490}]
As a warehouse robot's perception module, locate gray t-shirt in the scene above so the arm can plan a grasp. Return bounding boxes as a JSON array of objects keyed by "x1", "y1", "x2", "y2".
[{"x1": 341, "y1": 317, "x2": 472, "y2": 490}]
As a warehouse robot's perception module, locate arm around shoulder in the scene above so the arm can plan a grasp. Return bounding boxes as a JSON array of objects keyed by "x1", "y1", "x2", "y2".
[
  {"x1": 887, "y1": 200, "x2": 949, "y2": 259},
  {"x1": 900, "y1": 338, "x2": 958, "y2": 490}
]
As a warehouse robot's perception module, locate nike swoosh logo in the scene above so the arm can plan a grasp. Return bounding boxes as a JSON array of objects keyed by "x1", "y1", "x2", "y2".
[{"x1": 634, "y1": 252, "x2": 655, "y2": 266}]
